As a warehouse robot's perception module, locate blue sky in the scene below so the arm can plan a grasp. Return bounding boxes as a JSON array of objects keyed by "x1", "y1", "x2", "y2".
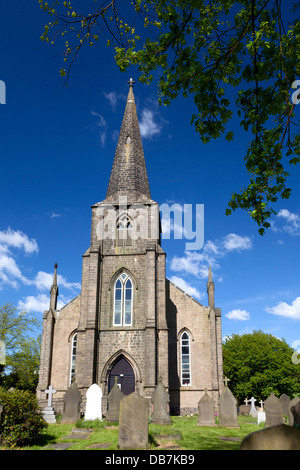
[{"x1": 1, "y1": 2, "x2": 300, "y2": 350}]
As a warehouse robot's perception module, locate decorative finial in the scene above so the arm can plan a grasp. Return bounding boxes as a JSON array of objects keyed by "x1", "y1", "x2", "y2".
[
  {"x1": 54, "y1": 262, "x2": 58, "y2": 270},
  {"x1": 127, "y1": 78, "x2": 135, "y2": 88}
]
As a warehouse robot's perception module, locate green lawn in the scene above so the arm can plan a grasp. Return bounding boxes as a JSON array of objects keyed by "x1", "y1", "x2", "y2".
[{"x1": 18, "y1": 415, "x2": 263, "y2": 450}]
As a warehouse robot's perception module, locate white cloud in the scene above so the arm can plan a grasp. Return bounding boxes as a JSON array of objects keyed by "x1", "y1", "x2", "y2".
[
  {"x1": 170, "y1": 232, "x2": 252, "y2": 279},
  {"x1": 139, "y1": 109, "x2": 162, "y2": 139},
  {"x1": 49, "y1": 211, "x2": 62, "y2": 219},
  {"x1": 225, "y1": 309, "x2": 250, "y2": 321},
  {"x1": 0, "y1": 229, "x2": 38, "y2": 289},
  {"x1": 91, "y1": 110, "x2": 107, "y2": 145},
  {"x1": 266, "y1": 296, "x2": 300, "y2": 320},
  {"x1": 103, "y1": 91, "x2": 118, "y2": 109},
  {"x1": 169, "y1": 276, "x2": 203, "y2": 300},
  {"x1": 271, "y1": 208, "x2": 300, "y2": 235},
  {"x1": 32, "y1": 270, "x2": 80, "y2": 292},
  {"x1": 223, "y1": 233, "x2": 252, "y2": 251},
  {"x1": 18, "y1": 293, "x2": 67, "y2": 313},
  {"x1": 277, "y1": 209, "x2": 300, "y2": 235},
  {"x1": 0, "y1": 228, "x2": 38, "y2": 254}
]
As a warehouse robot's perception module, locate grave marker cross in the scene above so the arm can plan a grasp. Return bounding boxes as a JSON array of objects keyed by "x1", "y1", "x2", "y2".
[{"x1": 45, "y1": 384, "x2": 57, "y2": 407}]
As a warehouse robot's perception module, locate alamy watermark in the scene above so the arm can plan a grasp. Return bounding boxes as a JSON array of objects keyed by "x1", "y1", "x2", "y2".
[
  {"x1": 291, "y1": 80, "x2": 300, "y2": 105},
  {"x1": 95, "y1": 196, "x2": 204, "y2": 251},
  {"x1": 0, "y1": 80, "x2": 6, "y2": 104},
  {"x1": 291, "y1": 340, "x2": 300, "y2": 365}
]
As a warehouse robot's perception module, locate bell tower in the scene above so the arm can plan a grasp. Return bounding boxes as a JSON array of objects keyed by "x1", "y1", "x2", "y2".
[{"x1": 74, "y1": 80, "x2": 169, "y2": 405}]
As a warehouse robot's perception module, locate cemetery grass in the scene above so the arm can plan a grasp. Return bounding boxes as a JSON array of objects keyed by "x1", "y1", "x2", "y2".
[{"x1": 19, "y1": 415, "x2": 262, "y2": 450}]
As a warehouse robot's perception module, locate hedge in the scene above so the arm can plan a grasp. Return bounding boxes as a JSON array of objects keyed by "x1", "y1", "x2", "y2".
[{"x1": 0, "y1": 388, "x2": 46, "y2": 446}]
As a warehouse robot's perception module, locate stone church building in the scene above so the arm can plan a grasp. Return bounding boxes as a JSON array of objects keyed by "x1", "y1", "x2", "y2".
[{"x1": 36, "y1": 81, "x2": 224, "y2": 415}]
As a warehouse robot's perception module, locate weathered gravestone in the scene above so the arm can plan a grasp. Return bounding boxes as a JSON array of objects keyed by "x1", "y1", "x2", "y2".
[
  {"x1": 289, "y1": 396, "x2": 300, "y2": 426},
  {"x1": 84, "y1": 383, "x2": 102, "y2": 421},
  {"x1": 118, "y1": 392, "x2": 149, "y2": 449},
  {"x1": 42, "y1": 384, "x2": 57, "y2": 423},
  {"x1": 240, "y1": 423, "x2": 300, "y2": 450},
  {"x1": 290, "y1": 400, "x2": 300, "y2": 427},
  {"x1": 280, "y1": 393, "x2": 290, "y2": 420},
  {"x1": 264, "y1": 392, "x2": 283, "y2": 427},
  {"x1": 151, "y1": 377, "x2": 171, "y2": 425},
  {"x1": 61, "y1": 382, "x2": 82, "y2": 423},
  {"x1": 197, "y1": 389, "x2": 216, "y2": 427},
  {"x1": 106, "y1": 377, "x2": 124, "y2": 422},
  {"x1": 219, "y1": 386, "x2": 239, "y2": 428}
]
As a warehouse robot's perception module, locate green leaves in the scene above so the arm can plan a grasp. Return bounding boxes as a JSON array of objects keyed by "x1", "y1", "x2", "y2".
[
  {"x1": 223, "y1": 331, "x2": 300, "y2": 402},
  {"x1": 39, "y1": 0, "x2": 300, "y2": 234}
]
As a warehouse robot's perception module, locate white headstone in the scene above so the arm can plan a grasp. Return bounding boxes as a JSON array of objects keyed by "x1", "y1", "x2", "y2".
[
  {"x1": 84, "y1": 383, "x2": 102, "y2": 421},
  {"x1": 45, "y1": 384, "x2": 57, "y2": 407},
  {"x1": 43, "y1": 384, "x2": 57, "y2": 423},
  {"x1": 249, "y1": 396, "x2": 256, "y2": 412},
  {"x1": 249, "y1": 396, "x2": 258, "y2": 417},
  {"x1": 257, "y1": 411, "x2": 266, "y2": 425}
]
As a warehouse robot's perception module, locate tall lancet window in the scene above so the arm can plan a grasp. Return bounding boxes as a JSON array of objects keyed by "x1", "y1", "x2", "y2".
[
  {"x1": 70, "y1": 333, "x2": 77, "y2": 384},
  {"x1": 181, "y1": 332, "x2": 191, "y2": 386},
  {"x1": 116, "y1": 214, "x2": 133, "y2": 247},
  {"x1": 113, "y1": 273, "x2": 133, "y2": 326}
]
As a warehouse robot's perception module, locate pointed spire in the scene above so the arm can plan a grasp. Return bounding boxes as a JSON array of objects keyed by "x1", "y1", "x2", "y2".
[
  {"x1": 106, "y1": 79, "x2": 151, "y2": 201},
  {"x1": 50, "y1": 263, "x2": 59, "y2": 311},
  {"x1": 207, "y1": 266, "x2": 215, "y2": 308}
]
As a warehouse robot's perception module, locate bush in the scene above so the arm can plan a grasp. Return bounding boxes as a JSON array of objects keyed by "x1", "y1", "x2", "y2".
[{"x1": 0, "y1": 388, "x2": 47, "y2": 447}]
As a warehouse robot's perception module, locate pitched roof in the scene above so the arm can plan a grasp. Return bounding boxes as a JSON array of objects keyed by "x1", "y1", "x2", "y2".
[{"x1": 106, "y1": 82, "x2": 151, "y2": 201}]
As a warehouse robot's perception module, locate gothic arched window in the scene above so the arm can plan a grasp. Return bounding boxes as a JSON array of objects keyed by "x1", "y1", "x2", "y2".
[
  {"x1": 113, "y1": 273, "x2": 133, "y2": 326},
  {"x1": 180, "y1": 332, "x2": 191, "y2": 386},
  {"x1": 116, "y1": 214, "x2": 133, "y2": 247},
  {"x1": 70, "y1": 332, "x2": 77, "y2": 384}
]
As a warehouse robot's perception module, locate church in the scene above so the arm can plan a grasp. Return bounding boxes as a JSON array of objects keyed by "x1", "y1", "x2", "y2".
[{"x1": 36, "y1": 81, "x2": 224, "y2": 415}]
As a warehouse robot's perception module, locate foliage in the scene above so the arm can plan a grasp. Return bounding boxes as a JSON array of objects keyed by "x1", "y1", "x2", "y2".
[
  {"x1": 223, "y1": 330, "x2": 300, "y2": 403},
  {"x1": 39, "y1": 0, "x2": 300, "y2": 234},
  {"x1": 2, "y1": 336, "x2": 41, "y2": 392},
  {"x1": 0, "y1": 388, "x2": 46, "y2": 447},
  {"x1": 0, "y1": 303, "x2": 41, "y2": 389}
]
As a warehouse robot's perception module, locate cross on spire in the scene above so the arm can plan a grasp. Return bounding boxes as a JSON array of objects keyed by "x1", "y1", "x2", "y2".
[{"x1": 127, "y1": 78, "x2": 135, "y2": 88}]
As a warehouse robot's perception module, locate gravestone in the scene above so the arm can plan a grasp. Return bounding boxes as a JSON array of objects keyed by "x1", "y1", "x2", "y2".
[
  {"x1": 289, "y1": 396, "x2": 300, "y2": 426},
  {"x1": 264, "y1": 392, "x2": 283, "y2": 427},
  {"x1": 42, "y1": 384, "x2": 57, "y2": 423},
  {"x1": 106, "y1": 377, "x2": 124, "y2": 422},
  {"x1": 279, "y1": 394, "x2": 290, "y2": 420},
  {"x1": 219, "y1": 386, "x2": 239, "y2": 428},
  {"x1": 61, "y1": 382, "x2": 82, "y2": 423},
  {"x1": 118, "y1": 392, "x2": 149, "y2": 449},
  {"x1": 239, "y1": 404, "x2": 250, "y2": 415},
  {"x1": 257, "y1": 411, "x2": 266, "y2": 425},
  {"x1": 249, "y1": 396, "x2": 258, "y2": 418},
  {"x1": 151, "y1": 377, "x2": 171, "y2": 425},
  {"x1": 290, "y1": 400, "x2": 300, "y2": 427},
  {"x1": 240, "y1": 423, "x2": 300, "y2": 450},
  {"x1": 258, "y1": 399, "x2": 264, "y2": 412},
  {"x1": 197, "y1": 389, "x2": 216, "y2": 426},
  {"x1": 84, "y1": 383, "x2": 102, "y2": 421}
]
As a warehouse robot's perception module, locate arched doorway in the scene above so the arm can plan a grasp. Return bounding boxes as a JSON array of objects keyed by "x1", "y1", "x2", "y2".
[{"x1": 108, "y1": 356, "x2": 135, "y2": 395}]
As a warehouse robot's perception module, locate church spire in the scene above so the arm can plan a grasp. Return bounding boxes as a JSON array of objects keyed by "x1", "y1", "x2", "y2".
[
  {"x1": 106, "y1": 79, "x2": 151, "y2": 201},
  {"x1": 49, "y1": 263, "x2": 59, "y2": 311},
  {"x1": 207, "y1": 266, "x2": 215, "y2": 308}
]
